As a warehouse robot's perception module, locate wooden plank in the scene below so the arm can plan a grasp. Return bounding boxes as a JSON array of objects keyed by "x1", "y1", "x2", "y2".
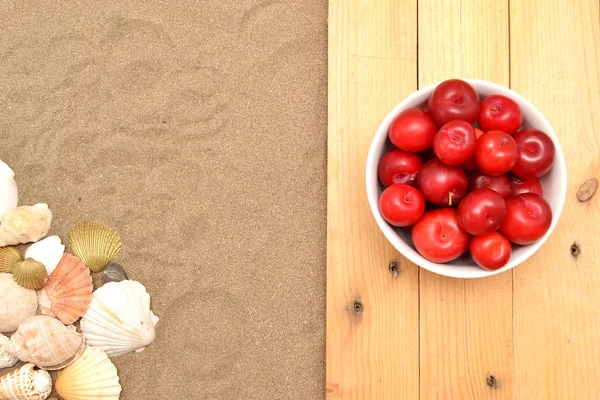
[
  {"x1": 326, "y1": 0, "x2": 419, "y2": 398},
  {"x1": 510, "y1": 0, "x2": 600, "y2": 398},
  {"x1": 418, "y1": 1, "x2": 514, "y2": 399}
]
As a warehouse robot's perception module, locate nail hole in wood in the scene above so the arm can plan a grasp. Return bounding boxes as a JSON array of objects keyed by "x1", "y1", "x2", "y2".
[
  {"x1": 353, "y1": 300, "x2": 363, "y2": 314},
  {"x1": 577, "y1": 178, "x2": 598, "y2": 203},
  {"x1": 486, "y1": 375, "x2": 496, "y2": 388},
  {"x1": 570, "y1": 243, "x2": 581, "y2": 259},
  {"x1": 389, "y1": 261, "x2": 399, "y2": 277}
]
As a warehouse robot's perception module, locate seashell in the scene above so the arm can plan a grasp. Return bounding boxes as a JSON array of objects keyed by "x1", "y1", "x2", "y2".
[
  {"x1": 0, "y1": 204, "x2": 52, "y2": 247},
  {"x1": 24, "y1": 235, "x2": 65, "y2": 275},
  {"x1": 69, "y1": 221, "x2": 121, "y2": 273},
  {"x1": 0, "y1": 363, "x2": 52, "y2": 400},
  {"x1": 101, "y1": 262, "x2": 128, "y2": 284},
  {"x1": 0, "y1": 273, "x2": 37, "y2": 333},
  {"x1": 0, "y1": 246, "x2": 21, "y2": 274},
  {"x1": 6, "y1": 315, "x2": 85, "y2": 370},
  {"x1": 55, "y1": 346, "x2": 122, "y2": 400},
  {"x1": 38, "y1": 254, "x2": 92, "y2": 325},
  {"x1": 0, "y1": 160, "x2": 18, "y2": 219},
  {"x1": 0, "y1": 333, "x2": 18, "y2": 369},
  {"x1": 11, "y1": 258, "x2": 47, "y2": 290},
  {"x1": 81, "y1": 280, "x2": 158, "y2": 356}
]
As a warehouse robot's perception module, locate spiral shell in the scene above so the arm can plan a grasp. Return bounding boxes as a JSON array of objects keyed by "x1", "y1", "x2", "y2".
[
  {"x1": 0, "y1": 333, "x2": 18, "y2": 369},
  {"x1": 0, "y1": 160, "x2": 18, "y2": 219},
  {"x1": 6, "y1": 315, "x2": 85, "y2": 370},
  {"x1": 69, "y1": 221, "x2": 121, "y2": 273},
  {"x1": 0, "y1": 363, "x2": 52, "y2": 400}
]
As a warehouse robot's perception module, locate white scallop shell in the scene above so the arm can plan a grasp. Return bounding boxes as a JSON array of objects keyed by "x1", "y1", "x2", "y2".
[
  {"x1": 0, "y1": 333, "x2": 18, "y2": 369},
  {"x1": 0, "y1": 160, "x2": 18, "y2": 219},
  {"x1": 80, "y1": 280, "x2": 158, "y2": 356},
  {"x1": 55, "y1": 346, "x2": 122, "y2": 400},
  {"x1": 24, "y1": 235, "x2": 65, "y2": 275},
  {"x1": 0, "y1": 204, "x2": 52, "y2": 247}
]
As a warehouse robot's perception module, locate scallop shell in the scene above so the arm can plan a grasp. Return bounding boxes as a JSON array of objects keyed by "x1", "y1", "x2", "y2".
[
  {"x1": 101, "y1": 262, "x2": 128, "y2": 284},
  {"x1": 0, "y1": 273, "x2": 37, "y2": 333},
  {"x1": 81, "y1": 280, "x2": 158, "y2": 356},
  {"x1": 0, "y1": 333, "x2": 18, "y2": 369},
  {"x1": 69, "y1": 221, "x2": 121, "y2": 273},
  {"x1": 11, "y1": 258, "x2": 47, "y2": 290},
  {"x1": 0, "y1": 363, "x2": 52, "y2": 400},
  {"x1": 6, "y1": 315, "x2": 85, "y2": 370},
  {"x1": 38, "y1": 254, "x2": 92, "y2": 325},
  {"x1": 0, "y1": 160, "x2": 18, "y2": 219},
  {"x1": 55, "y1": 346, "x2": 122, "y2": 400},
  {"x1": 24, "y1": 235, "x2": 65, "y2": 275},
  {"x1": 0, "y1": 246, "x2": 22, "y2": 274},
  {"x1": 0, "y1": 204, "x2": 52, "y2": 247}
]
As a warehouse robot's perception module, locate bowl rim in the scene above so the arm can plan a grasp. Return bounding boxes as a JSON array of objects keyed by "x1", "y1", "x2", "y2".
[{"x1": 366, "y1": 79, "x2": 568, "y2": 279}]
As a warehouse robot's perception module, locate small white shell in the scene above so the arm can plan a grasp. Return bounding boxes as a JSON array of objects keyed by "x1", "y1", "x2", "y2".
[
  {"x1": 81, "y1": 280, "x2": 158, "y2": 356},
  {"x1": 0, "y1": 204, "x2": 52, "y2": 247},
  {"x1": 0, "y1": 333, "x2": 18, "y2": 369},
  {"x1": 24, "y1": 235, "x2": 65, "y2": 275},
  {"x1": 0, "y1": 160, "x2": 18, "y2": 219}
]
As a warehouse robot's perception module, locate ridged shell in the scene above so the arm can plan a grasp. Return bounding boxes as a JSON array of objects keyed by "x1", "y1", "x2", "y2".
[
  {"x1": 101, "y1": 262, "x2": 128, "y2": 284},
  {"x1": 38, "y1": 254, "x2": 92, "y2": 325},
  {"x1": 81, "y1": 280, "x2": 158, "y2": 356},
  {"x1": 0, "y1": 246, "x2": 22, "y2": 274},
  {"x1": 0, "y1": 204, "x2": 52, "y2": 247},
  {"x1": 11, "y1": 259, "x2": 47, "y2": 290},
  {"x1": 6, "y1": 315, "x2": 85, "y2": 370},
  {"x1": 69, "y1": 221, "x2": 121, "y2": 273},
  {"x1": 55, "y1": 346, "x2": 122, "y2": 400},
  {"x1": 0, "y1": 273, "x2": 37, "y2": 333},
  {"x1": 0, "y1": 160, "x2": 18, "y2": 219},
  {"x1": 0, "y1": 333, "x2": 18, "y2": 369},
  {"x1": 24, "y1": 235, "x2": 65, "y2": 275},
  {"x1": 0, "y1": 363, "x2": 52, "y2": 400}
]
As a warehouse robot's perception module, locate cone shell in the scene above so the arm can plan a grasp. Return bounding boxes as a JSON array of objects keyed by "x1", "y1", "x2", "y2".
[
  {"x1": 0, "y1": 333, "x2": 18, "y2": 369},
  {"x1": 0, "y1": 204, "x2": 52, "y2": 247},
  {"x1": 81, "y1": 280, "x2": 158, "y2": 356},
  {"x1": 0, "y1": 160, "x2": 18, "y2": 219},
  {"x1": 69, "y1": 221, "x2": 121, "y2": 273},
  {"x1": 0, "y1": 246, "x2": 21, "y2": 274},
  {"x1": 24, "y1": 235, "x2": 65, "y2": 275},
  {"x1": 11, "y1": 259, "x2": 47, "y2": 290},
  {"x1": 0, "y1": 363, "x2": 52, "y2": 400},
  {"x1": 55, "y1": 346, "x2": 122, "y2": 400},
  {"x1": 0, "y1": 273, "x2": 37, "y2": 333},
  {"x1": 37, "y1": 254, "x2": 92, "y2": 325},
  {"x1": 6, "y1": 315, "x2": 85, "y2": 370}
]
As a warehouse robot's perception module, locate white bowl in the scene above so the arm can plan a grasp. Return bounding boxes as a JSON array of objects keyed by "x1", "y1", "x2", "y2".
[{"x1": 366, "y1": 79, "x2": 567, "y2": 278}]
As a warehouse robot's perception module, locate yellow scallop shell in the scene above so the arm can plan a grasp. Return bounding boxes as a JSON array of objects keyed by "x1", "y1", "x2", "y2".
[
  {"x1": 11, "y1": 258, "x2": 47, "y2": 289},
  {"x1": 69, "y1": 221, "x2": 121, "y2": 273},
  {"x1": 0, "y1": 246, "x2": 22, "y2": 273}
]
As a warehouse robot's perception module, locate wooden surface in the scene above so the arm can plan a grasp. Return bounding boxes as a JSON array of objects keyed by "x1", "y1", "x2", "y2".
[{"x1": 327, "y1": 0, "x2": 600, "y2": 398}]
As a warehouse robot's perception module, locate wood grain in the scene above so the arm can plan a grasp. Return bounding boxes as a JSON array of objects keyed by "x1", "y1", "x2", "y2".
[
  {"x1": 510, "y1": 0, "x2": 600, "y2": 398},
  {"x1": 326, "y1": 0, "x2": 420, "y2": 398},
  {"x1": 418, "y1": 1, "x2": 514, "y2": 399}
]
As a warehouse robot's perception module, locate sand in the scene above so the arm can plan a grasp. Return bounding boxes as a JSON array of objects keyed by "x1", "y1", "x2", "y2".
[{"x1": 0, "y1": 1, "x2": 327, "y2": 398}]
